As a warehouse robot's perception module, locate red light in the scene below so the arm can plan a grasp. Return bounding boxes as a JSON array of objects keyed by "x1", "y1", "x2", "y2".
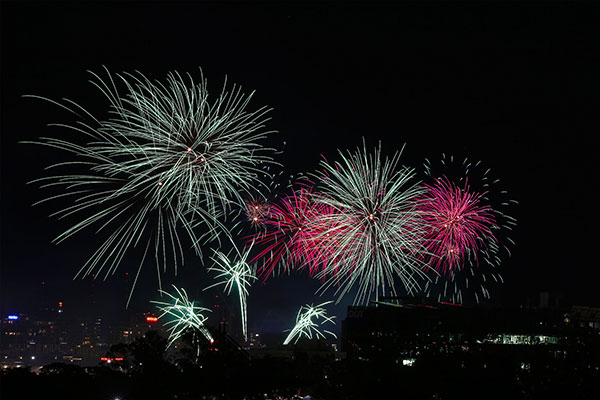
[
  {"x1": 58, "y1": 302, "x2": 63, "y2": 308},
  {"x1": 100, "y1": 357, "x2": 123, "y2": 361},
  {"x1": 146, "y1": 316, "x2": 158, "y2": 323},
  {"x1": 210, "y1": 339, "x2": 214, "y2": 344},
  {"x1": 440, "y1": 301, "x2": 463, "y2": 307}
]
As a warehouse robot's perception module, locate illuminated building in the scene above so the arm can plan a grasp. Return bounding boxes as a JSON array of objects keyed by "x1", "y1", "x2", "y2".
[
  {"x1": 341, "y1": 297, "x2": 600, "y2": 368},
  {"x1": 246, "y1": 332, "x2": 265, "y2": 349},
  {"x1": 0, "y1": 308, "x2": 167, "y2": 367}
]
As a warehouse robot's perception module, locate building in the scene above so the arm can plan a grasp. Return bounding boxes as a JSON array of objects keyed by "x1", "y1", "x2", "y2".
[
  {"x1": 1, "y1": 308, "x2": 166, "y2": 367},
  {"x1": 341, "y1": 297, "x2": 600, "y2": 368}
]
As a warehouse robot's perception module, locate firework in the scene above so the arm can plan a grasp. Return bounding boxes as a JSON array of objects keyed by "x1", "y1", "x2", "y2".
[
  {"x1": 152, "y1": 286, "x2": 214, "y2": 355},
  {"x1": 418, "y1": 177, "x2": 497, "y2": 274},
  {"x1": 248, "y1": 187, "x2": 335, "y2": 279},
  {"x1": 239, "y1": 169, "x2": 291, "y2": 231},
  {"x1": 309, "y1": 142, "x2": 430, "y2": 305},
  {"x1": 204, "y1": 242, "x2": 257, "y2": 341},
  {"x1": 283, "y1": 301, "x2": 337, "y2": 345},
  {"x1": 24, "y1": 68, "x2": 277, "y2": 303},
  {"x1": 244, "y1": 198, "x2": 272, "y2": 228},
  {"x1": 420, "y1": 155, "x2": 517, "y2": 304}
]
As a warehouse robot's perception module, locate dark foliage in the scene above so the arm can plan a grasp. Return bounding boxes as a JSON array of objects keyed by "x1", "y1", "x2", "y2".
[{"x1": 2, "y1": 330, "x2": 598, "y2": 400}]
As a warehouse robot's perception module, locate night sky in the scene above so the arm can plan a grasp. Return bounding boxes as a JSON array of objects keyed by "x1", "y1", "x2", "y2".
[{"x1": 0, "y1": 2, "x2": 591, "y2": 334}]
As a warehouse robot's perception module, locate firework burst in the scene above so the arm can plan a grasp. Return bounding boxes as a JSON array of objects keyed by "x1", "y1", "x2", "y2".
[
  {"x1": 204, "y1": 242, "x2": 257, "y2": 341},
  {"x1": 248, "y1": 187, "x2": 336, "y2": 279},
  {"x1": 236, "y1": 168, "x2": 285, "y2": 231},
  {"x1": 244, "y1": 198, "x2": 272, "y2": 228},
  {"x1": 420, "y1": 155, "x2": 517, "y2": 303},
  {"x1": 25, "y1": 68, "x2": 277, "y2": 303},
  {"x1": 418, "y1": 177, "x2": 497, "y2": 274},
  {"x1": 309, "y1": 142, "x2": 431, "y2": 305},
  {"x1": 283, "y1": 301, "x2": 337, "y2": 345},
  {"x1": 152, "y1": 286, "x2": 214, "y2": 356}
]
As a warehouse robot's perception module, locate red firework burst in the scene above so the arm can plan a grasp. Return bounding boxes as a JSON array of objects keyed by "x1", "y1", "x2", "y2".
[
  {"x1": 418, "y1": 177, "x2": 497, "y2": 274},
  {"x1": 248, "y1": 188, "x2": 337, "y2": 279}
]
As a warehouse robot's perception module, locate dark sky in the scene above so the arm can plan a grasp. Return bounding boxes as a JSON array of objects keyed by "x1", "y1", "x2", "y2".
[{"x1": 0, "y1": 2, "x2": 591, "y2": 333}]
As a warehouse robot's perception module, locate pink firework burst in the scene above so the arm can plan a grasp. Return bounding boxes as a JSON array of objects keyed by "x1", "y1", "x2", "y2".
[
  {"x1": 418, "y1": 177, "x2": 498, "y2": 274},
  {"x1": 248, "y1": 188, "x2": 337, "y2": 279}
]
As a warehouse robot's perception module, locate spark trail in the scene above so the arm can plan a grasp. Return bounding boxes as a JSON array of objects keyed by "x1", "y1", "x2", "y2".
[
  {"x1": 283, "y1": 301, "x2": 337, "y2": 345},
  {"x1": 25, "y1": 68, "x2": 277, "y2": 303},
  {"x1": 204, "y1": 242, "x2": 257, "y2": 341},
  {"x1": 309, "y1": 142, "x2": 431, "y2": 305},
  {"x1": 152, "y1": 286, "x2": 214, "y2": 358}
]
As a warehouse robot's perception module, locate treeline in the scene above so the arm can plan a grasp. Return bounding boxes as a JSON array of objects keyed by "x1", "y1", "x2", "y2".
[{"x1": 1, "y1": 330, "x2": 598, "y2": 400}]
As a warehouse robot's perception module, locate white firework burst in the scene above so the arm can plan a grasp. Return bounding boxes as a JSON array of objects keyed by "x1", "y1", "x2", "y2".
[{"x1": 24, "y1": 67, "x2": 277, "y2": 304}]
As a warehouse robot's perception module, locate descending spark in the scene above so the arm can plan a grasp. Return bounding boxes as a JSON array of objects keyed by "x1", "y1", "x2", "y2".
[
  {"x1": 24, "y1": 67, "x2": 277, "y2": 303},
  {"x1": 283, "y1": 301, "x2": 337, "y2": 345},
  {"x1": 204, "y1": 242, "x2": 257, "y2": 341},
  {"x1": 152, "y1": 286, "x2": 214, "y2": 358},
  {"x1": 309, "y1": 142, "x2": 431, "y2": 305}
]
